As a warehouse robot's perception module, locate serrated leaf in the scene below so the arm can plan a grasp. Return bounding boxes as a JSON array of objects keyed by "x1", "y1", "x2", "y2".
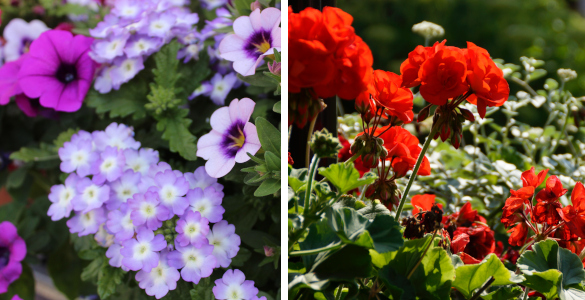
[
  {"x1": 53, "y1": 128, "x2": 79, "y2": 148},
  {"x1": 318, "y1": 163, "x2": 377, "y2": 194},
  {"x1": 255, "y1": 117, "x2": 280, "y2": 155},
  {"x1": 97, "y1": 265, "x2": 125, "y2": 299},
  {"x1": 190, "y1": 278, "x2": 215, "y2": 300},
  {"x1": 86, "y1": 83, "x2": 148, "y2": 120},
  {"x1": 156, "y1": 111, "x2": 198, "y2": 161},
  {"x1": 453, "y1": 254, "x2": 525, "y2": 298}
]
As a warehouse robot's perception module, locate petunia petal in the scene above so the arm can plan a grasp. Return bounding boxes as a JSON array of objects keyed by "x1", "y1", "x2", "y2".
[
  {"x1": 261, "y1": 7, "x2": 281, "y2": 32},
  {"x1": 235, "y1": 123, "x2": 261, "y2": 163}
]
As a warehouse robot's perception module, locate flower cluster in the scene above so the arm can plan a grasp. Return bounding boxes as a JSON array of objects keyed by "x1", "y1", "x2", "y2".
[
  {"x1": 288, "y1": 6, "x2": 373, "y2": 100},
  {"x1": 0, "y1": 221, "x2": 26, "y2": 294},
  {"x1": 401, "y1": 41, "x2": 510, "y2": 147},
  {"x1": 404, "y1": 195, "x2": 497, "y2": 264},
  {"x1": 501, "y1": 167, "x2": 585, "y2": 263},
  {"x1": 0, "y1": 29, "x2": 95, "y2": 116},
  {"x1": 89, "y1": 0, "x2": 199, "y2": 93},
  {"x1": 48, "y1": 122, "x2": 262, "y2": 299}
]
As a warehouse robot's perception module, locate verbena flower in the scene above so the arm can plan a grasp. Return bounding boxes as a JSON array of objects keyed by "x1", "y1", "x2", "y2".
[
  {"x1": 48, "y1": 173, "x2": 80, "y2": 221},
  {"x1": 72, "y1": 177, "x2": 110, "y2": 213},
  {"x1": 213, "y1": 269, "x2": 259, "y2": 300},
  {"x1": 67, "y1": 207, "x2": 107, "y2": 236},
  {"x1": 183, "y1": 166, "x2": 224, "y2": 192},
  {"x1": 121, "y1": 228, "x2": 166, "y2": 272},
  {"x1": 91, "y1": 146, "x2": 126, "y2": 184},
  {"x1": 219, "y1": 8, "x2": 281, "y2": 76},
  {"x1": 197, "y1": 98, "x2": 261, "y2": 178},
  {"x1": 106, "y1": 243, "x2": 127, "y2": 270},
  {"x1": 17, "y1": 30, "x2": 95, "y2": 112},
  {"x1": 175, "y1": 210, "x2": 210, "y2": 247},
  {"x1": 135, "y1": 250, "x2": 180, "y2": 299},
  {"x1": 93, "y1": 123, "x2": 140, "y2": 151},
  {"x1": 206, "y1": 221, "x2": 240, "y2": 268},
  {"x1": 0, "y1": 221, "x2": 26, "y2": 294},
  {"x1": 151, "y1": 170, "x2": 190, "y2": 216},
  {"x1": 107, "y1": 204, "x2": 137, "y2": 242},
  {"x1": 124, "y1": 148, "x2": 160, "y2": 175},
  {"x1": 59, "y1": 133, "x2": 98, "y2": 177},
  {"x1": 167, "y1": 243, "x2": 216, "y2": 284},
  {"x1": 2, "y1": 19, "x2": 49, "y2": 62},
  {"x1": 107, "y1": 169, "x2": 141, "y2": 210},
  {"x1": 128, "y1": 191, "x2": 170, "y2": 230},
  {"x1": 185, "y1": 187, "x2": 225, "y2": 223}
]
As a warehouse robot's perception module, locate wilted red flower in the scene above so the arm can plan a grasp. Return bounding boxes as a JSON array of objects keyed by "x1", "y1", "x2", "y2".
[
  {"x1": 418, "y1": 46, "x2": 469, "y2": 105},
  {"x1": 288, "y1": 6, "x2": 373, "y2": 100},
  {"x1": 411, "y1": 194, "x2": 442, "y2": 214},
  {"x1": 374, "y1": 126, "x2": 431, "y2": 177},
  {"x1": 464, "y1": 42, "x2": 509, "y2": 118},
  {"x1": 356, "y1": 70, "x2": 414, "y2": 123}
]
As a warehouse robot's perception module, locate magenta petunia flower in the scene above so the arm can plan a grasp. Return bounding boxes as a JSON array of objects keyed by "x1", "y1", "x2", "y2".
[
  {"x1": 17, "y1": 30, "x2": 95, "y2": 112},
  {"x1": 0, "y1": 221, "x2": 27, "y2": 294},
  {"x1": 196, "y1": 98, "x2": 261, "y2": 178},
  {"x1": 218, "y1": 8, "x2": 281, "y2": 76}
]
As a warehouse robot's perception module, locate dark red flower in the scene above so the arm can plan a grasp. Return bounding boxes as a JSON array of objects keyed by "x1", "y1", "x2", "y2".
[{"x1": 532, "y1": 175, "x2": 566, "y2": 224}]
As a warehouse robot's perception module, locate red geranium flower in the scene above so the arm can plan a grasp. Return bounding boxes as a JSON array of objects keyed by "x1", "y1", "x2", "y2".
[
  {"x1": 411, "y1": 194, "x2": 442, "y2": 214},
  {"x1": 558, "y1": 182, "x2": 585, "y2": 239},
  {"x1": 357, "y1": 70, "x2": 414, "y2": 123},
  {"x1": 400, "y1": 40, "x2": 446, "y2": 88},
  {"x1": 532, "y1": 175, "x2": 566, "y2": 224},
  {"x1": 464, "y1": 42, "x2": 510, "y2": 118},
  {"x1": 507, "y1": 222, "x2": 528, "y2": 247},
  {"x1": 451, "y1": 225, "x2": 496, "y2": 262},
  {"x1": 501, "y1": 186, "x2": 534, "y2": 228},
  {"x1": 418, "y1": 46, "x2": 469, "y2": 105},
  {"x1": 521, "y1": 167, "x2": 548, "y2": 189},
  {"x1": 374, "y1": 126, "x2": 431, "y2": 177}
]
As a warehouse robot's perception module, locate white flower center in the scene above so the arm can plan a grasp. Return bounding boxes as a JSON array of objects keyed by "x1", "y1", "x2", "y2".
[
  {"x1": 72, "y1": 150, "x2": 87, "y2": 166},
  {"x1": 142, "y1": 204, "x2": 155, "y2": 217},
  {"x1": 226, "y1": 286, "x2": 243, "y2": 300},
  {"x1": 100, "y1": 157, "x2": 117, "y2": 173},
  {"x1": 82, "y1": 186, "x2": 99, "y2": 203},
  {"x1": 59, "y1": 186, "x2": 75, "y2": 204},
  {"x1": 160, "y1": 186, "x2": 177, "y2": 204}
]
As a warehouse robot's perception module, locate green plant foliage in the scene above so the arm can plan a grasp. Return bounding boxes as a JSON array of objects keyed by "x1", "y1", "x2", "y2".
[{"x1": 318, "y1": 163, "x2": 377, "y2": 194}]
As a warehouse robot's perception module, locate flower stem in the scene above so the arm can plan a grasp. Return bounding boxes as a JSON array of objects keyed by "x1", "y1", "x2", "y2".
[
  {"x1": 344, "y1": 152, "x2": 360, "y2": 166},
  {"x1": 305, "y1": 116, "x2": 318, "y2": 168},
  {"x1": 395, "y1": 121, "x2": 441, "y2": 218},
  {"x1": 289, "y1": 242, "x2": 342, "y2": 256},
  {"x1": 407, "y1": 230, "x2": 437, "y2": 280},
  {"x1": 335, "y1": 284, "x2": 344, "y2": 300},
  {"x1": 469, "y1": 277, "x2": 495, "y2": 300},
  {"x1": 304, "y1": 154, "x2": 320, "y2": 217}
]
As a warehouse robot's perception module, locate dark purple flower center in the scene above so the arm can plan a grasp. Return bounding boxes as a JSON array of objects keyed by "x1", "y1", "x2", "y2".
[
  {"x1": 0, "y1": 247, "x2": 10, "y2": 269},
  {"x1": 56, "y1": 63, "x2": 77, "y2": 84},
  {"x1": 221, "y1": 121, "x2": 246, "y2": 158},
  {"x1": 20, "y1": 38, "x2": 33, "y2": 55},
  {"x1": 245, "y1": 30, "x2": 272, "y2": 58}
]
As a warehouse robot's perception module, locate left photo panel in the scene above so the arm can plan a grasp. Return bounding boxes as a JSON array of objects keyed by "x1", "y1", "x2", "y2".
[{"x1": 0, "y1": 1, "x2": 282, "y2": 300}]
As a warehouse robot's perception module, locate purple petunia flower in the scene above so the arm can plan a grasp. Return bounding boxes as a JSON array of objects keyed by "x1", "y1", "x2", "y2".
[
  {"x1": 107, "y1": 169, "x2": 141, "y2": 210},
  {"x1": 48, "y1": 173, "x2": 80, "y2": 221},
  {"x1": 212, "y1": 269, "x2": 259, "y2": 300},
  {"x1": 0, "y1": 55, "x2": 27, "y2": 107},
  {"x1": 72, "y1": 177, "x2": 110, "y2": 213},
  {"x1": 67, "y1": 207, "x2": 107, "y2": 236},
  {"x1": 218, "y1": 8, "x2": 281, "y2": 76},
  {"x1": 185, "y1": 187, "x2": 225, "y2": 223},
  {"x1": 206, "y1": 221, "x2": 240, "y2": 268},
  {"x1": 135, "y1": 250, "x2": 180, "y2": 299},
  {"x1": 91, "y1": 146, "x2": 126, "y2": 184},
  {"x1": 121, "y1": 228, "x2": 166, "y2": 272},
  {"x1": 124, "y1": 148, "x2": 160, "y2": 175},
  {"x1": 58, "y1": 135, "x2": 97, "y2": 177},
  {"x1": 184, "y1": 166, "x2": 224, "y2": 192},
  {"x1": 167, "y1": 243, "x2": 216, "y2": 284},
  {"x1": 0, "y1": 221, "x2": 26, "y2": 294},
  {"x1": 2, "y1": 19, "x2": 49, "y2": 62},
  {"x1": 128, "y1": 191, "x2": 170, "y2": 230},
  {"x1": 106, "y1": 204, "x2": 137, "y2": 243},
  {"x1": 17, "y1": 30, "x2": 95, "y2": 112},
  {"x1": 196, "y1": 98, "x2": 261, "y2": 178},
  {"x1": 175, "y1": 210, "x2": 209, "y2": 247},
  {"x1": 151, "y1": 170, "x2": 190, "y2": 216},
  {"x1": 93, "y1": 122, "x2": 140, "y2": 151}
]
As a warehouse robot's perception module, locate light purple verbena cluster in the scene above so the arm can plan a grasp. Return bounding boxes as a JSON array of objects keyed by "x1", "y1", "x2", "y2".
[
  {"x1": 89, "y1": 0, "x2": 199, "y2": 94},
  {"x1": 47, "y1": 123, "x2": 264, "y2": 299}
]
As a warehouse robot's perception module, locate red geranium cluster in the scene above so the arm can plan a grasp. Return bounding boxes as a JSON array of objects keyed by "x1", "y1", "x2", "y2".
[
  {"x1": 408, "y1": 195, "x2": 498, "y2": 264},
  {"x1": 401, "y1": 41, "x2": 509, "y2": 118},
  {"x1": 501, "y1": 167, "x2": 585, "y2": 264},
  {"x1": 288, "y1": 6, "x2": 373, "y2": 100}
]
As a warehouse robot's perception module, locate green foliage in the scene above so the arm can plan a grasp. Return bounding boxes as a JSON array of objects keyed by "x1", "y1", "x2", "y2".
[
  {"x1": 452, "y1": 254, "x2": 524, "y2": 298},
  {"x1": 318, "y1": 163, "x2": 377, "y2": 194},
  {"x1": 242, "y1": 117, "x2": 281, "y2": 196},
  {"x1": 481, "y1": 285, "x2": 523, "y2": 300},
  {"x1": 86, "y1": 81, "x2": 149, "y2": 120}
]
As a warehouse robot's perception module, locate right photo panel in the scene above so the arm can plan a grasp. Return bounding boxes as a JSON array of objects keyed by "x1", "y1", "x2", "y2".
[{"x1": 287, "y1": 1, "x2": 585, "y2": 299}]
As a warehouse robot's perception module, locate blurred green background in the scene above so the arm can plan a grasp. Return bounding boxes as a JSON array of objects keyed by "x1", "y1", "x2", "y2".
[{"x1": 339, "y1": 0, "x2": 585, "y2": 95}]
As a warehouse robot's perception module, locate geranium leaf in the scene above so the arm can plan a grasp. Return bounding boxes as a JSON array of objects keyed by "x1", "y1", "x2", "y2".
[{"x1": 318, "y1": 163, "x2": 377, "y2": 194}]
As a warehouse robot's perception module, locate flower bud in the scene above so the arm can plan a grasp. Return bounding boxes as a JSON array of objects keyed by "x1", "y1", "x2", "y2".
[
  {"x1": 268, "y1": 61, "x2": 281, "y2": 76},
  {"x1": 417, "y1": 104, "x2": 432, "y2": 122},
  {"x1": 557, "y1": 68, "x2": 577, "y2": 82},
  {"x1": 250, "y1": 0, "x2": 262, "y2": 11},
  {"x1": 361, "y1": 153, "x2": 379, "y2": 168},
  {"x1": 263, "y1": 246, "x2": 274, "y2": 257},
  {"x1": 412, "y1": 21, "x2": 445, "y2": 40},
  {"x1": 309, "y1": 128, "x2": 342, "y2": 158},
  {"x1": 459, "y1": 108, "x2": 475, "y2": 122}
]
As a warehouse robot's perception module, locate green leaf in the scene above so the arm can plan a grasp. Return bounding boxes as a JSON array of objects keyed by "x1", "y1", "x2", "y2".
[
  {"x1": 6, "y1": 167, "x2": 28, "y2": 189},
  {"x1": 97, "y1": 265, "x2": 125, "y2": 299},
  {"x1": 380, "y1": 235, "x2": 455, "y2": 300},
  {"x1": 452, "y1": 254, "x2": 525, "y2": 298},
  {"x1": 378, "y1": 267, "x2": 416, "y2": 300},
  {"x1": 273, "y1": 101, "x2": 281, "y2": 114},
  {"x1": 254, "y1": 178, "x2": 280, "y2": 197},
  {"x1": 9, "y1": 144, "x2": 57, "y2": 163},
  {"x1": 0, "y1": 263, "x2": 35, "y2": 300},
  {"x1": 53, "y1": 128, "x2": 79, "y2": 148},
  {"x1": 47, "y1": 242, "x2": 88, "y2": 300},
  {"x1": 265, "y1": 151, "x2": 280, "y2": 172},
  {"x1": 156, "y1": 109, "x2": 198, "y2": 161},
  {"x1": 81, "y1": 256, "x2": 104, "y2": 282},
  {"x1": 318, "y1": 163, "x2": 377, "y2": 194},
  {"x1": 517, "y1": 239, "x2": 585, "y2": 299},
  {"x1": 288, "y1": 168, "x2": 308, "y2": 194},
  {"x1": 255, "y1": 117, "x2": 280, "y2": 156},
  {"x1": 86, "y1": 82, "x2": 148, "y2": 120},
  {"x1": 237, "y1": 72, "x2": 278, "y2": 87},
  {"x1": 311, "y1": 244, "x2": 372, "y2": 281},
  {"x1": 481, "y1": 285, "x2": 523, "y2": 300},
  {"x1": 190, "y1": 277, "x2": 215, "y2": 300},
  {"x1": 365, "y1": 214, "x2": 403, "y2": 253}
]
